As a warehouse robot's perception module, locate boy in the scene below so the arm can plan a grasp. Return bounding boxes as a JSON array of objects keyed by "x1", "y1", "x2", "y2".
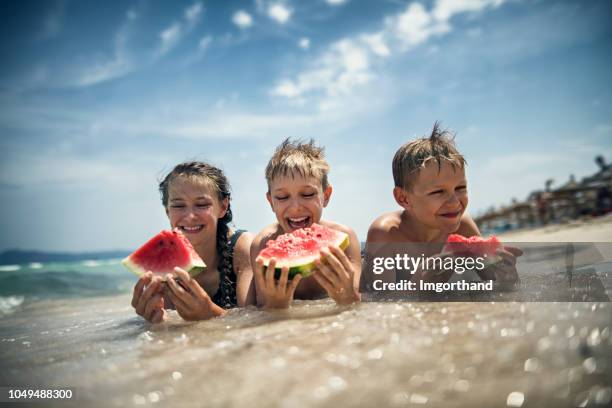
[
  {"x1": 366, "y1": 123, "x2": 521, "y2": 285},
  {"x1": 250, "y1": 138, "x2": 362, "y2": 308}
]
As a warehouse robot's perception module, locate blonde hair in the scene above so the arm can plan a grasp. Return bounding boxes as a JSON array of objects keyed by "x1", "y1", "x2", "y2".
[
  {"x1": 392, "y1": 122, "x2": 466, "y2": 190},
  {"x1": 265, "y1": 138, "x2": 330, "y2": 191}
]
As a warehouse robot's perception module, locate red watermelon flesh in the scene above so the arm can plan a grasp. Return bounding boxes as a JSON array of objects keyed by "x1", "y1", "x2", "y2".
[
  {"x1": 258, "y1": 224, "x2": 349, "y2": 278},
  {"x1": 443, "y1": 234, "x2": 501, "y2": 264},
  {"x1": 122, "y1": 229, "x2": 206, "y2": 278}
]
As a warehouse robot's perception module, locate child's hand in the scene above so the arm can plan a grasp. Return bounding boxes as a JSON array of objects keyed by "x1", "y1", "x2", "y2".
[
  {"x1": 254, "y1": 257, "x2": 302, "y2": 309},
  {"x1": 132, "y1": 272, "x2": 167, "y2": 324},
  {"x1": 481, "y1": 246, "x2": 523, "y2": 289},
  {"x1": 312, "y1": 246, "x2": 360, "y2": 305},
  {"x1": 165, "y1": 267, "x2": 225, "y2": 321}
]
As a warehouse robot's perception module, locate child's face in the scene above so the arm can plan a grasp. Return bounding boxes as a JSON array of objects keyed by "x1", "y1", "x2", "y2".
[
  {"x1": 403, "y1": 161, "x2": 468, "y2": 233},
  {"x1": 266, "y1": 172, "x2": 331, "y2": 233},
  {"x1": 166, "y1": 176, "x2": 228, "y2": 248}
]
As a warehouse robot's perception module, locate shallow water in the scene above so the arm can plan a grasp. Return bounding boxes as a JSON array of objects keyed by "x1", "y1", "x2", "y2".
[{"x1": 1, "y1": 295, "x2": 611, "y2": 408}]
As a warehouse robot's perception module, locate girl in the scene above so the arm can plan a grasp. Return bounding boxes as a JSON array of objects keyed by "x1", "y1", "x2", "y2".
[{"x1": 132, "y1": 162, "x2": 254, "y2": 323}]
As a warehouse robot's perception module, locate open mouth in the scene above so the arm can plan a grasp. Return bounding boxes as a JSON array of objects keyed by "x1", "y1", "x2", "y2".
[
  {"x1": 439, "y1": 210, "x2": 461, "y2": 219},
  {"x1": 287, "y1": 216, "x2": 311, "y2": 230},
  {"x1": 179, "y1": 225, "x2": 204, "y2": 233}
]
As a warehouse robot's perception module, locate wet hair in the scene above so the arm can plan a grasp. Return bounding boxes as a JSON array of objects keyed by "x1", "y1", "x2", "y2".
[
  {"x1": 159, "y1": 161, "x2": 236, "y2": 308},
  {"x1": 392, "y1": 122, "x2": 466, "y2": 190},
  {"x1": 265, "y1": 138, "x2": 330, "y2": 191}
]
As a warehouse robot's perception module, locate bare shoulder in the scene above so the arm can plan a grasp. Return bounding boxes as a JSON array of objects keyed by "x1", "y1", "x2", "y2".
[
  {"x1": 233, "y1": 230, "x2": 254, "y2": 256},
  {"x1": 250, "y1": 223, "x2": 282, "y2": 255},
  {"x1": 319, "y1": 219, "x2": 356, "y2": 236},
  {"x1": 456, "y1": 213, "x2": 481, "y2": 237},
  {"x1": 367, "y1": 211, "x2": 402, "y2": 243},
  {"x1": 319, "y1": 220, "x2": 361, "y2": 263},
  {"x1": 232, "y1": 231, "x2": 254, "y2": 274},
  {"x1": 319, "y1": 220, "x2": 360, "y2": 250}
]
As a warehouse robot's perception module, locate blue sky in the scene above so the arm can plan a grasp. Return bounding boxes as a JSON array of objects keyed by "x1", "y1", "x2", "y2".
[{"x1": 1, "y1": 0, "x2": 611, "y2": 252}]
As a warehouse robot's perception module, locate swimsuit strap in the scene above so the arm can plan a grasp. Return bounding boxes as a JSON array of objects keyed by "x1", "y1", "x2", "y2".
[{"x1": 229, "y1": 229, "x2": 245, "y2": 252}]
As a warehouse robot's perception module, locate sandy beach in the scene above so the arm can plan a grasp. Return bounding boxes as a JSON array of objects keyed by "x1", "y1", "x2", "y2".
[{"x1": 498, "y1": 214, "x2": 612, "y2": 243}]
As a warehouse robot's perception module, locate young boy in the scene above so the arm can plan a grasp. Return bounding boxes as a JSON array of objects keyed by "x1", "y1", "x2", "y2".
[
  {"x1": 250, "y1": 138, "x2": 362, "y2": 308},
  {"x1": 366, "y1": 123, "x2": 521, "y2": 285}
]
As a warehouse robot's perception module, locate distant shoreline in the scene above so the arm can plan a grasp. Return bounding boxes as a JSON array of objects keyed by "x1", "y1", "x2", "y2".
[
  {"x1": 0, "y1": 250, "x2": 130, "y2": 265},
  {"x1": 498, "y1": 213, "x2": 612, "y2": 242},
  {"x1": 3, "y1": 215, "x2": 610, "y2": 265}
]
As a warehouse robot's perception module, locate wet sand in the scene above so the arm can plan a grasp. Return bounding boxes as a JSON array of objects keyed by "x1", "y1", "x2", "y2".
[{"x1": 1, "y1": 298, "x2": 611, "y2": 407}]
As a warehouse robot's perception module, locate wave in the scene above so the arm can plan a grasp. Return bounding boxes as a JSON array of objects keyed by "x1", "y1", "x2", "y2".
[
  {"x1": 0, "y1": 269, "x2": 136, "y2": 299},
  {"x1": 0, "y1": 295, "x2": 25, "y2": 315},
  {"x1": 0, "y1": 265, "x2": 21, "y2": 272}
]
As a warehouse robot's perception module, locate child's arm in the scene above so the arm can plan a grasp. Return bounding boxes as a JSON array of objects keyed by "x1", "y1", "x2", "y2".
[
  {"x1": 249, "y1": 232, "x2": 266, "y2": 307},
  {"x1": 233, "y1": 231, "x2": 256, "y2": 307}
]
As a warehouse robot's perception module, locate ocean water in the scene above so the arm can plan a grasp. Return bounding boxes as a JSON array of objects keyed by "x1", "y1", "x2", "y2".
[
  {"x1": 0, "y1": 259, "x2": 611, "y2": 407},
  {"x1": 0, "y1": 259, "x2": 134, "y2": 316}
]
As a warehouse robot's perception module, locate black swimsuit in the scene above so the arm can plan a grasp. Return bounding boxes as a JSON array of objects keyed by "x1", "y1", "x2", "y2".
[{"x1": 212, "y1": 229, "x2": 245, "y2": 308}]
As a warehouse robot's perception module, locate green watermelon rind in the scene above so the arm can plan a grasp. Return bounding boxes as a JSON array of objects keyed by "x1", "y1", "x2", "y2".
[
  {"x1": 121, "y1": 256, "x2": 205, "y2": 279},
  {"x1": 262, "y1": 231, "x2": 350, "y2": 279}
]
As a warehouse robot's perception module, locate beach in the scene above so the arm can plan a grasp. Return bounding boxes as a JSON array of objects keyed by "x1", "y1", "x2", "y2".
[
  {"x1": 1, "y1": 221, "x2": 611, "y2": 407},
  {"x1": 498, "y1": 214, "x2": 612, "y2": 243}
]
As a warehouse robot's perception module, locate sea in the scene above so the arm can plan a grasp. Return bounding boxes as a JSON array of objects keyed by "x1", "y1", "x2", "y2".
[{"x1": 0, "y1": 257, "x2": 611, "y2": 407}]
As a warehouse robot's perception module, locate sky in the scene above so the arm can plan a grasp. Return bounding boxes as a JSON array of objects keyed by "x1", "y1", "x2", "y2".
[{"x1": 1, "y1": 0, "x2": 611, "y2": 252}]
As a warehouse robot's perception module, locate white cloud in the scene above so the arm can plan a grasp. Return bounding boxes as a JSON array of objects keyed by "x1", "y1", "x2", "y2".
[
  {"x1": 299, "y1": 37, "x2": 310, "y2": 49},
  {"x1": 158, "y1": 23, "x2": 182, "y2": 56},
  {"x1": 76, "y1": 58, "x2": 131, "y2": 87},
  {"x1": 156, "y1": 3, "x2": 204, "y2": 57},
  {"x1": 271, "y1": 0, "x2": 508, "y2": 102},
  {"x1": 432, "y1": 0, "x2": 505, "y2": 22},
  {"x1": 199, "y1": 36, "x2": 213, "y2": 51},
  {"x1": 272, "y1": 80, "x2": 302, "y2": 98},
  {"x1": 75, "y1": 22, "x2": 133, "y2": 86},
  {"x1": 326, "y1": 0, "x2": 348, "y2": 5},
  {"x1": 268, "y1": 3, "x2": 292, "y2": 24},
  {"x1": 392, "y1": 3, "x2": 450, "y2": 47},
  {"x1": 271, "y1": 38, "x2": 372, "y2": 100},
  {"x1": 185, "y1": 2, "x2": 204, "y2": 23},
  {"x1": 361, "y1": 33, "x2": 390, "y2": 57},
  {"x1": 233, "y1": 10, "x2": 253, "y2": 29}
]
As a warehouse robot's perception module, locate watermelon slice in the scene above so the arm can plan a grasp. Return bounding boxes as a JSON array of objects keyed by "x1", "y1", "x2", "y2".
[
  {"x1": 122, "y1": 229, "x2": 206, "y2": 278},
  {"x1": 258, "y1": 224, "x2": 349, "y2": 278},
  {"x1": 443, "y1": 234, "x2": 502, "y2": 265}
]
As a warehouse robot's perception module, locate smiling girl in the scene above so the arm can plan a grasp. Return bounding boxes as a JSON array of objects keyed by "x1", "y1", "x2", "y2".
[{"x1": 132, "y1": 162, "x2": 254, "y2": 323}]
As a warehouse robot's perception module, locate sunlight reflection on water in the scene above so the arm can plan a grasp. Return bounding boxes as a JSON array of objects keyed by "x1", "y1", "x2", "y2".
[{"x1": 0, "y1": 295, "x2": 610, "y2": 407}]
